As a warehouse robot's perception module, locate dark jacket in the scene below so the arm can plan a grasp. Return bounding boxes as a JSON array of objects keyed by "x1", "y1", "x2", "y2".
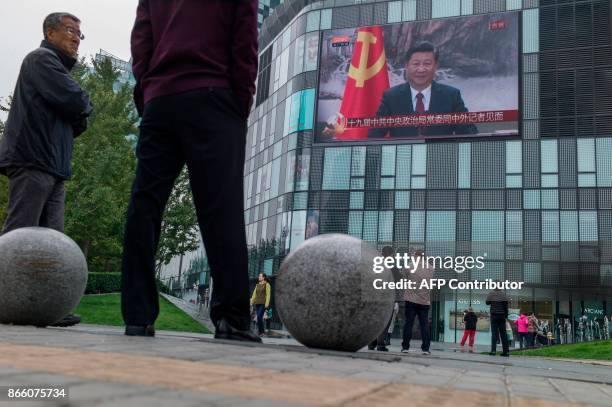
[
  {"x1": 486, "y1": 289, "x2": 509, "y2": 317},
  {"x1": 368, "y1": 81, "x2": 478, "y2": 139},
  {"x1": 464, "y1": 311, "x2": 478, "y2": 331},
  {"x1": 131, "y1": 0, "x2": 258, "y2": 118},
  {"x1": 0, "y1": 40, "x2": 92, "y2": 181}
]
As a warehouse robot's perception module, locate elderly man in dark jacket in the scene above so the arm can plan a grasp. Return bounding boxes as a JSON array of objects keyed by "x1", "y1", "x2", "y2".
[
  {"x1": 486, "y1": 286, "x2": 510, "y2": 357},
  {"x1": 0, "y1": 12, "x2": 92, "y2": 327},
  {"x1": 121, "y1": 0, "x2": 259, "y2": 341}
]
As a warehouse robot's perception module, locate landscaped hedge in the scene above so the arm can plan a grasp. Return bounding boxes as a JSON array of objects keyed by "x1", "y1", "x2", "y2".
[
  {"x1": 85, "y1": 273, "x2": 172, "y2": 295},
  {"x1": 85, "y1": 272, "x2": 121, "y2": 294}
]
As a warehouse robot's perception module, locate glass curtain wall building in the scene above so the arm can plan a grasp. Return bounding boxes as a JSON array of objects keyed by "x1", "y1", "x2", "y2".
[{"x1": 247, "y1": 0, "x2": 612, "y2": 344}]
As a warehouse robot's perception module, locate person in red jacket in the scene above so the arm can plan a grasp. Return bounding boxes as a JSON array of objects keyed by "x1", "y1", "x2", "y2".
[
  {"x1": 121, "y1": 0, "x2": 260, "y2": 342},
  {"x1": 515, "y1": 312, "x2": 529, "y2": 349},
  {"x1": 460, "y1": 307, "x2": 478, "y2": 353}
]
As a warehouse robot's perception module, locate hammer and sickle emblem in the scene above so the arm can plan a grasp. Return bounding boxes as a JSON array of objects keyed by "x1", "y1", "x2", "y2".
[{"x1": 348, "y1": 31, "x2": 386, "y2": 88}]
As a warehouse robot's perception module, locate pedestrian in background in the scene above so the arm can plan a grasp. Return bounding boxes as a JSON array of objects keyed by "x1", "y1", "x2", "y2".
[
  {"x1": 486, "y1": 286, "x2": 510, "y2": 357},
  {"x1": 515, "y1": 312, "x2": 529, "y2": 349},
  {"x1": 460, "y1": 307, "x2": 477, "y2": 353},
  {"x1": 527, "y1": 312, "x2": 539, "y2": 348},
  {"x1": 401, "y1": 249, "x2": 434, "y2": 355},
  {"x1": 368, "y1": 246, "x2": 400, "y2": 352},
  {"x1": 250, "y1": 273, "x2": 271, "y2": 337}
]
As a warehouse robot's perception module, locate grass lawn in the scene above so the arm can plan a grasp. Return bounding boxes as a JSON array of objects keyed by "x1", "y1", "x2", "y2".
[
  {"x1": 516, "y1": 340, "x2": 612, "y2": 361},
  {"x1": 74, "y1": 293, "x2": 210, "y2": 334}
]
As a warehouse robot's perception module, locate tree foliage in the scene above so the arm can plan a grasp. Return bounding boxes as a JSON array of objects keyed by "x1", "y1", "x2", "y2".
[
  {"x1": 156, "y1": 168, "x2": 200, "y2": 272},
  {"x1": 65, "y1": 57, "x2": 138, "y2": 272}
]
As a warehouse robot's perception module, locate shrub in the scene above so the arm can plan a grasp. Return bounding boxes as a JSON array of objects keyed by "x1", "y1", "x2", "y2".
[{"x1": 85, "y1": 272, "x2": 121, "y2": 294}]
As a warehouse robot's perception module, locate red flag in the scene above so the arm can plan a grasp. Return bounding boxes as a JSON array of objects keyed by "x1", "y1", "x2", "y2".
[{"x1": 335, "y1": 26, "x2": 390, "y2": 140}]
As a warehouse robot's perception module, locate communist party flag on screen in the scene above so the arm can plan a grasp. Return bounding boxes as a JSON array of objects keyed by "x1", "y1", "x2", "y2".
[{"x1": 335, "y1": 26, "x2": 390, "y2": 140}]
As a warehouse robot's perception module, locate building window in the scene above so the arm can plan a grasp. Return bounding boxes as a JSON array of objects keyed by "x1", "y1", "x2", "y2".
[
  {"x1": 348, "y1": 211, "x2": 363, "y2": 238},
  {"x1": 506, "y1": 0, "x2": 522, "y2": 11},
  {"x1": 409, "y1": 211, "x2": 425, "y2": 241},
  {"x1": 522, "y1": 9, "x2": 539, "y2": 53},
  {"x1": 411, "y1": 144, "x2": 426, "y2": 189},
  {"x1": 388, "y1": 1, "x2": 402, "y2": 23},
  {"x1": 541, "y1": 211, "x2": 559, "y2": 242},
  {"x1": 579, "y1": 211, "x2": 598, "y2": 242},
  {"x1": 506, "y1": 211, "x2": 522, "y2": 242},
  {"x1": 381, "y1": 145, "x2": 396, "y2": 190},
  {"x1": 402, "y1": 0, "x2": 417, "y2": 21},
  {"x1": 320, "y1": 9, "x2": 332, "y2": 30},
  {"x1": 363, "y1": 211, "x2": 378, "y2": 242},
  {"x1": 378, "y1": 211, "x2": 394, "y2": 241},
  {"x1": 461, "y1": 0, "x2": 473, "y2": 15},
  {"x1": 306, "y1": 10, "x2": 320, "y2": 32},
  {"x1": 322, "y1": 147, "x2": 351, "y2": 190},
  {"x1": 432, "y1": 0, "x2": 460, "y2": 18},
  {"x1": 350, "y1": 191, "x2": 364, "y2": 209},
  {"x1": 524, "y1": 190, "x2": 540, "y2": 209},
  {"x1": 596, "y1": 138, "x2": 612, "y2": 187},
  {"x1": 577, "y1": 138, "x2": 596, "y2": 187},
  {"x1": 396, "y1": 145, "x2": 411, "y2": 189},
  {"x1": 395, "y1": 191, "x2": 410, "y2": 209},
  {"x1": 458, "y1": 143, "x2": 471, "y2": 188},
  {"x1": 560, "y1": 211, "x2": 578, "y2": 242},
  {"x1": 426, "y1": 211, "x2": 456, "y2": 241},
  {"x1": 506, "y1": 140, "x2": 522, "y2": 188},
  {"x1": 540, "y1": 139, "x2": 558, "y2": 188}
]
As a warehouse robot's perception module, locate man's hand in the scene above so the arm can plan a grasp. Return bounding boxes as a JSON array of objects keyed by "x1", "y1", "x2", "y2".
[{"x1": 72, "y1": 117, "x2": 88, "y2": 138}]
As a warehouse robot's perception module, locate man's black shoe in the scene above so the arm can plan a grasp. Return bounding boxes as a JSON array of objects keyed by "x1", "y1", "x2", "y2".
[
  {"x1": 214, "y1": 318, "x2": 262, "y2": 343},
  {"x1": 500, "y1": 353, "x2": 510, "y2": 357},
  {"x1": 367, "y1": 344, "x2": 376, "y2": 350},
  {"x1": 489, "y1": 352, "x2": 497, "y2": 356},
  {"x1": 125, "y1": 325, "x2": 155, "y2": 337},
  {"x1": 50, "y1": 314, "x2": 81, "y2": 327},
  {"x1": 376, "y1": 346, "x2": 389, "y2": 352}
]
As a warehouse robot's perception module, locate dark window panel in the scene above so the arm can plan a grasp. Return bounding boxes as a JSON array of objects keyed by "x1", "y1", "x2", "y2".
[
  {"x1": 472, "y1": 142, "x2": 504, "y2": 189},
  {"x1": 331, "y1": 5, "x2": 360, "y2": 29},
  {"x1": 320, "y1": 191, "x2": 350, "y2": 209},
  {"x1": 560, "y1": 189, "x2": 577, "y2": 209},
  {"x1": 427, "y1": 190, "x2": 456, "y2": 210},
  {"x1": 578, "y1": 188, "x2": 597, "y2": 209},
  {"x1": 411, "y1": 191, "x2": 426, "y2": 210},
  {"x1": 507, "y1": 190, "x2": 522, "y2": 209},
  {"x1": 427, "y1": 143, "x2": 457, "y2": 189}
]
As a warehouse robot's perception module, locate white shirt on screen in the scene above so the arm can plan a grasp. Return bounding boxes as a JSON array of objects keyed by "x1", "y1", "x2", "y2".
[{"x1": 410, "y1": 85, "x2": 432, "y2": 112}]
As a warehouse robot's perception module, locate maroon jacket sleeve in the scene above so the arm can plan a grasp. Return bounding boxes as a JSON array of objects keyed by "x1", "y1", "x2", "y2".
[
  {"x1": 130, "y1": 0, "x2": 153, "y2": 116},
  {"x1": 231, "y1": 0, "x2": 259, "y2": 118}
]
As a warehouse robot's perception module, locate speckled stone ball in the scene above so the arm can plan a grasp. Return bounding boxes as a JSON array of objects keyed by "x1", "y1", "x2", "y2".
[
  {"x1": 0, "y1": 227, "x2": 88, "y2": 326},
  {"x1": 276, "y1": 234, "x2": 395, "y2": 352}
]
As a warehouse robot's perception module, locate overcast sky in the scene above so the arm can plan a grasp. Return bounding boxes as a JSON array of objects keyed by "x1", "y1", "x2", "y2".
[{"x1": 1, "y1": 1, "x2": 138, "y2": 117}]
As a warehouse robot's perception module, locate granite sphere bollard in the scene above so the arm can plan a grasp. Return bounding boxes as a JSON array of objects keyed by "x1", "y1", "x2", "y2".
[
  {"x1": 0, "y1": 227, "x2": 88, "y2": 326},
  {"x1": 276, "y1": 234, "x2": 395, "y2": 352}
]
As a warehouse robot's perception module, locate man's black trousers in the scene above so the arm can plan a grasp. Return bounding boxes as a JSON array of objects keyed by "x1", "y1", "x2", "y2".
[
  {"x1": 121, "y1": 88, "x2": 250, "y2": 330},
  {"x1": 490, "y1": 314, "x2": 510, "y2": 354}
]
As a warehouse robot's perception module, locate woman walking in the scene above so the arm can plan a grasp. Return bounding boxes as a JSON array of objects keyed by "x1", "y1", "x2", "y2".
[
  {"x1": 460, "y1": 307, "x2": 478, "y2": 353},
  {"x1": 527, "y1": 312, "x2": 539, "y2": 348},
  {"x1": 250, "y1": 273, "x2": 271, "y2": 337},
  {"x1": 515, "y1": 312, "x2": 529, "y2": 349}
]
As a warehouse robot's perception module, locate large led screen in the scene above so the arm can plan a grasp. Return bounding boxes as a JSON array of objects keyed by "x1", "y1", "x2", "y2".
[{"x1": 316, "y1": 12, "x2": 520, "y2": 142}]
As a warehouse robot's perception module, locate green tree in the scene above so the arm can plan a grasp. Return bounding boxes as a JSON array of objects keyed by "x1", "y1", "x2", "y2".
[
  {"x1": 0, "y1": 97, "x2": 11, "y2": 228},
  {"x1": 155, "y1": 168, "x2": 200, "y2": 284},
  {"x1": 65, "y1": 57, "x2": 138, "y2": 272}
]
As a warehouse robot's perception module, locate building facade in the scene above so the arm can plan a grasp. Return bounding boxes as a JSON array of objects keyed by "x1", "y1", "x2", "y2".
[{"x1": 246, "y1": 0, "x2": 612, "y2": 344}]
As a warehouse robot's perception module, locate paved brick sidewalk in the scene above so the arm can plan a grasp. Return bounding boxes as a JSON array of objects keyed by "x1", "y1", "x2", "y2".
[{"x1": 0, "y1": 324, "x2": 610, "y2": 406}]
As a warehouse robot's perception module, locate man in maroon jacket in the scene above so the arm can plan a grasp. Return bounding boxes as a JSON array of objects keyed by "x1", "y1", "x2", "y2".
[{"x1": 121, "y1": 0, "x2": 260, "y2": 342}]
